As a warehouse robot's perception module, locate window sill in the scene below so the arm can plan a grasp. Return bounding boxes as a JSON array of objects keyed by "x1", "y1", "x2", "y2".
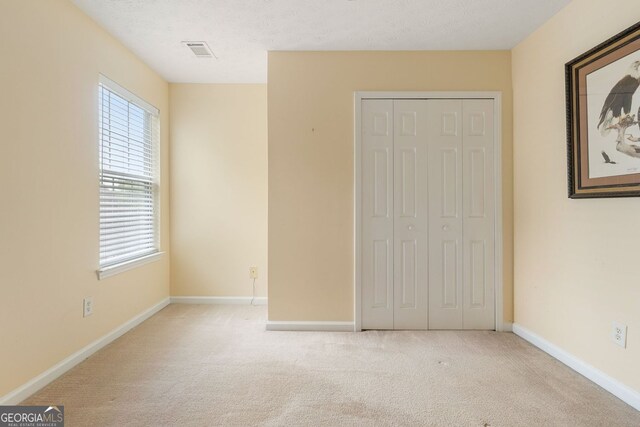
[{"x1": 97, "y1": 251, "x2": 165, "y2": 280}]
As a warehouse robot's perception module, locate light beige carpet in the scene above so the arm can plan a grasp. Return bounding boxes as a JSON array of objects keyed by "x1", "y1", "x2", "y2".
[{"x1": 23, "y1": 304, "x2": 639, "y2": 426}]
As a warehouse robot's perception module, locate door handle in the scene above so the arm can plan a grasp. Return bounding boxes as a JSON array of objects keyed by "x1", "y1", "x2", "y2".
[
  {"x1": 407, "y1": 225, "x2": 415, "y2": 231},
  {"x1": 442, "y1": 224, "x2": 450, "y2": 231}
]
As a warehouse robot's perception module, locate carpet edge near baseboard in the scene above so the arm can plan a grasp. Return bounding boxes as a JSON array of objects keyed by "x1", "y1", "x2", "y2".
[
  {"x1": 0, "y1": 297, "x2": 170, "y2": 405},
  {"x1": 512, "y1": 323, "x2": 640, "y2": 411},
  {"x1": 170, "y1": 296, "x2": 267, "y2": 305}
]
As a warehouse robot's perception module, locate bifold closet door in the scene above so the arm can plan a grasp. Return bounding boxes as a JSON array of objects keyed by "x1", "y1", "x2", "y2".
[
  {"x1": 362, "y1": 98, "x2": 495, "y2": 331},
  {"x1": 427, "y1": 99, "x2": 495, "y2": 330},
  {"x1": 361, "y1": 99, "x2": 428, "y2": 330}
]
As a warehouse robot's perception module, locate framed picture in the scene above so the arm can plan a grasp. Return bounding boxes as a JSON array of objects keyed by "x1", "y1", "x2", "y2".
[{"x1": 566, "y1": 22, "x2": 640, "y2": 198}]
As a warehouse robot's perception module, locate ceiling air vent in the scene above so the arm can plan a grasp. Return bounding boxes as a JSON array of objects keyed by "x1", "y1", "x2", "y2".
[{"x1": 183, "y1": 41, "x2": 216, "y2": 58}]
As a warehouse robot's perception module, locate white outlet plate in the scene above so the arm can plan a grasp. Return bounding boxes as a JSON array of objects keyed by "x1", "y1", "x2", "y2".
[
  {"x1": 249, "y1": 267, "x2": 258, "y2": 279},
  {"x1": 612, "y1": 322, "x2": 627, "y2": 348},
  {"x1": 83, "y1": 297, "x2": 93, "y2": 317}
]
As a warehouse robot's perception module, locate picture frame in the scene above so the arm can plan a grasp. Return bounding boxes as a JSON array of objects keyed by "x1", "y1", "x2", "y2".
[{"x1": 566, "y1": 21, "x2": 640, "y2": 198}]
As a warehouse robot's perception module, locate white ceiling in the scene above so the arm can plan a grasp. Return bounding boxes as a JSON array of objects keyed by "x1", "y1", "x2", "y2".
[{"x1": 72, "y1": 0, "x2": 570, "y2": 83}]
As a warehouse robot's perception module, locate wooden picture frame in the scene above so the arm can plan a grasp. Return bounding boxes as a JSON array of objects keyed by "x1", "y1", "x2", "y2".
[{"x1": 566, "y1": 22, "x2": 640, "y2": 198}]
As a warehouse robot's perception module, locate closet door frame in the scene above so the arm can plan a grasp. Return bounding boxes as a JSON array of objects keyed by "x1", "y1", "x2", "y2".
[{"x1": 354, "y1": 91, "x2": 505, "y2": 332}]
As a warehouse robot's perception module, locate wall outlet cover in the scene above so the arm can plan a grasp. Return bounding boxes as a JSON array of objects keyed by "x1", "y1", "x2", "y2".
[
  {"x1": 612, "y1": 322, "x2": 627, "y2": 348},
  {"x1": 83, "y1": 297, "x2": 94, "y2": 317}
]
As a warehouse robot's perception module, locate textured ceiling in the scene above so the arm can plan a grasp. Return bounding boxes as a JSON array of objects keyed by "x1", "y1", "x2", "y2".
[{"x1": 72, "y1": 0, "x2": 570, "y2": 83}]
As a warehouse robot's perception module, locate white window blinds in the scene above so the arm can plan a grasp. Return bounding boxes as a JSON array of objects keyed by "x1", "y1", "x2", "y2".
[{"x1": 99, "y1": 76, "x2": 160, "y2": 269}]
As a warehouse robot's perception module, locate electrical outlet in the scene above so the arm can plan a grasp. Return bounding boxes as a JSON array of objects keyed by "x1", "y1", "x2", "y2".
[
  {"x1": 249, "y1": 267, "x2": 258, "y2": 279},
  {"x1": 83, "y1": 297, "x2": 93, "y2": 318},
  {"x1": 612, "y1": 322, "x2": 627, "y2": 348}
]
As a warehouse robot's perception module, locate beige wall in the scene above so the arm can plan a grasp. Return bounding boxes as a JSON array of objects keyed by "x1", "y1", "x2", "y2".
[
  {"x1": 268, "y1": 51, "x2": 513, "y2": 322},
  {"x1": 513, "y1": 0, "x2": 640, "y2": 391},
  {"x1": 169, "y1": 84, "x2": 268, "y2": 298},
  {"x1": 0, "y1": 0, "x2": 170, "y2": 397}
]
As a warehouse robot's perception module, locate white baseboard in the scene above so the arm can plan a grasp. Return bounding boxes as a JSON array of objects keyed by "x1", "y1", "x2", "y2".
[
  {"x1": 499, "y1": 322, "x2": 513, "y2": 332},
  {"x1": 170, "y1": 296, "x2": 267, "y2": 305},
  {"x1": 266, "y1": 321, "x2": 354, "y2": 332},
  {"x1": 0, "y1": 297, "x2": 170, "y2": 405},
  {"x1": 513, "y1": 323, "x2": 640, "y2": 411}
]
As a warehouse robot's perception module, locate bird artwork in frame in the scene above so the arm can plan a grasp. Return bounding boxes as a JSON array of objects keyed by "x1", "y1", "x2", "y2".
[{"x1": 567, "y1": 21, "x2": 640, "y2": 198}]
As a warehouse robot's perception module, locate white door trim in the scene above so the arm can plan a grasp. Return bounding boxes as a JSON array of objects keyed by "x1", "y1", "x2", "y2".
[{"x1": 354, "y1": 91, "x2": 505, "y2": 332}]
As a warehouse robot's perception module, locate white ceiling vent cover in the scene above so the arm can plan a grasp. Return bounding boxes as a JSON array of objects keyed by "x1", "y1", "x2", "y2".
[{"x1": 183, "y1": 41, "x2": 216, "y2": 58}]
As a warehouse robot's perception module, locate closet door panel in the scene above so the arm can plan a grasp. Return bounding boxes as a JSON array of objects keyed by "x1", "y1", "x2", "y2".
[
  {"x1": 427, "y1": 100, "x2": 463, "y2": 330},
  {"x1": 462, "y1": 100, "x2": 495, "y2": 330},
  {"x1": 362, "y1": 100, "x2": 394, "y2": 329},
  {"x1": 393, "y1": 100, "x2": 428, "y2": 330}
]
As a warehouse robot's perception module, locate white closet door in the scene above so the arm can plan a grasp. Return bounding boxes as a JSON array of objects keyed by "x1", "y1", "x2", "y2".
[
  {"x1": 462, "y1": 99, "x2": 495, "y2": 329},
  {"x1": 427, "y1": 100, "x2": 464, "y2": 329},
  {"x1": 361, "y1": 100, "x2": 394, "y2": 329},
  {"x1": 393, "y1": 100, "x2": 428, "y2": 330},
  {"x1": 360, "y1": 97, "x2": 495, "y2": 331}
]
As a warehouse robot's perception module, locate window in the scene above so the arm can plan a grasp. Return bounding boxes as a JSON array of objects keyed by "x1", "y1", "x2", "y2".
[{"x1": 98, "y1": 75, "x2": 160, "y2": 276}]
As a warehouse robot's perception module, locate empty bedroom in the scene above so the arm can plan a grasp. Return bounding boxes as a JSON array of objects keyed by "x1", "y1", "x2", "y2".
[{"x1": 1, "y1": 0, "x2": 639, "y2": 425}]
